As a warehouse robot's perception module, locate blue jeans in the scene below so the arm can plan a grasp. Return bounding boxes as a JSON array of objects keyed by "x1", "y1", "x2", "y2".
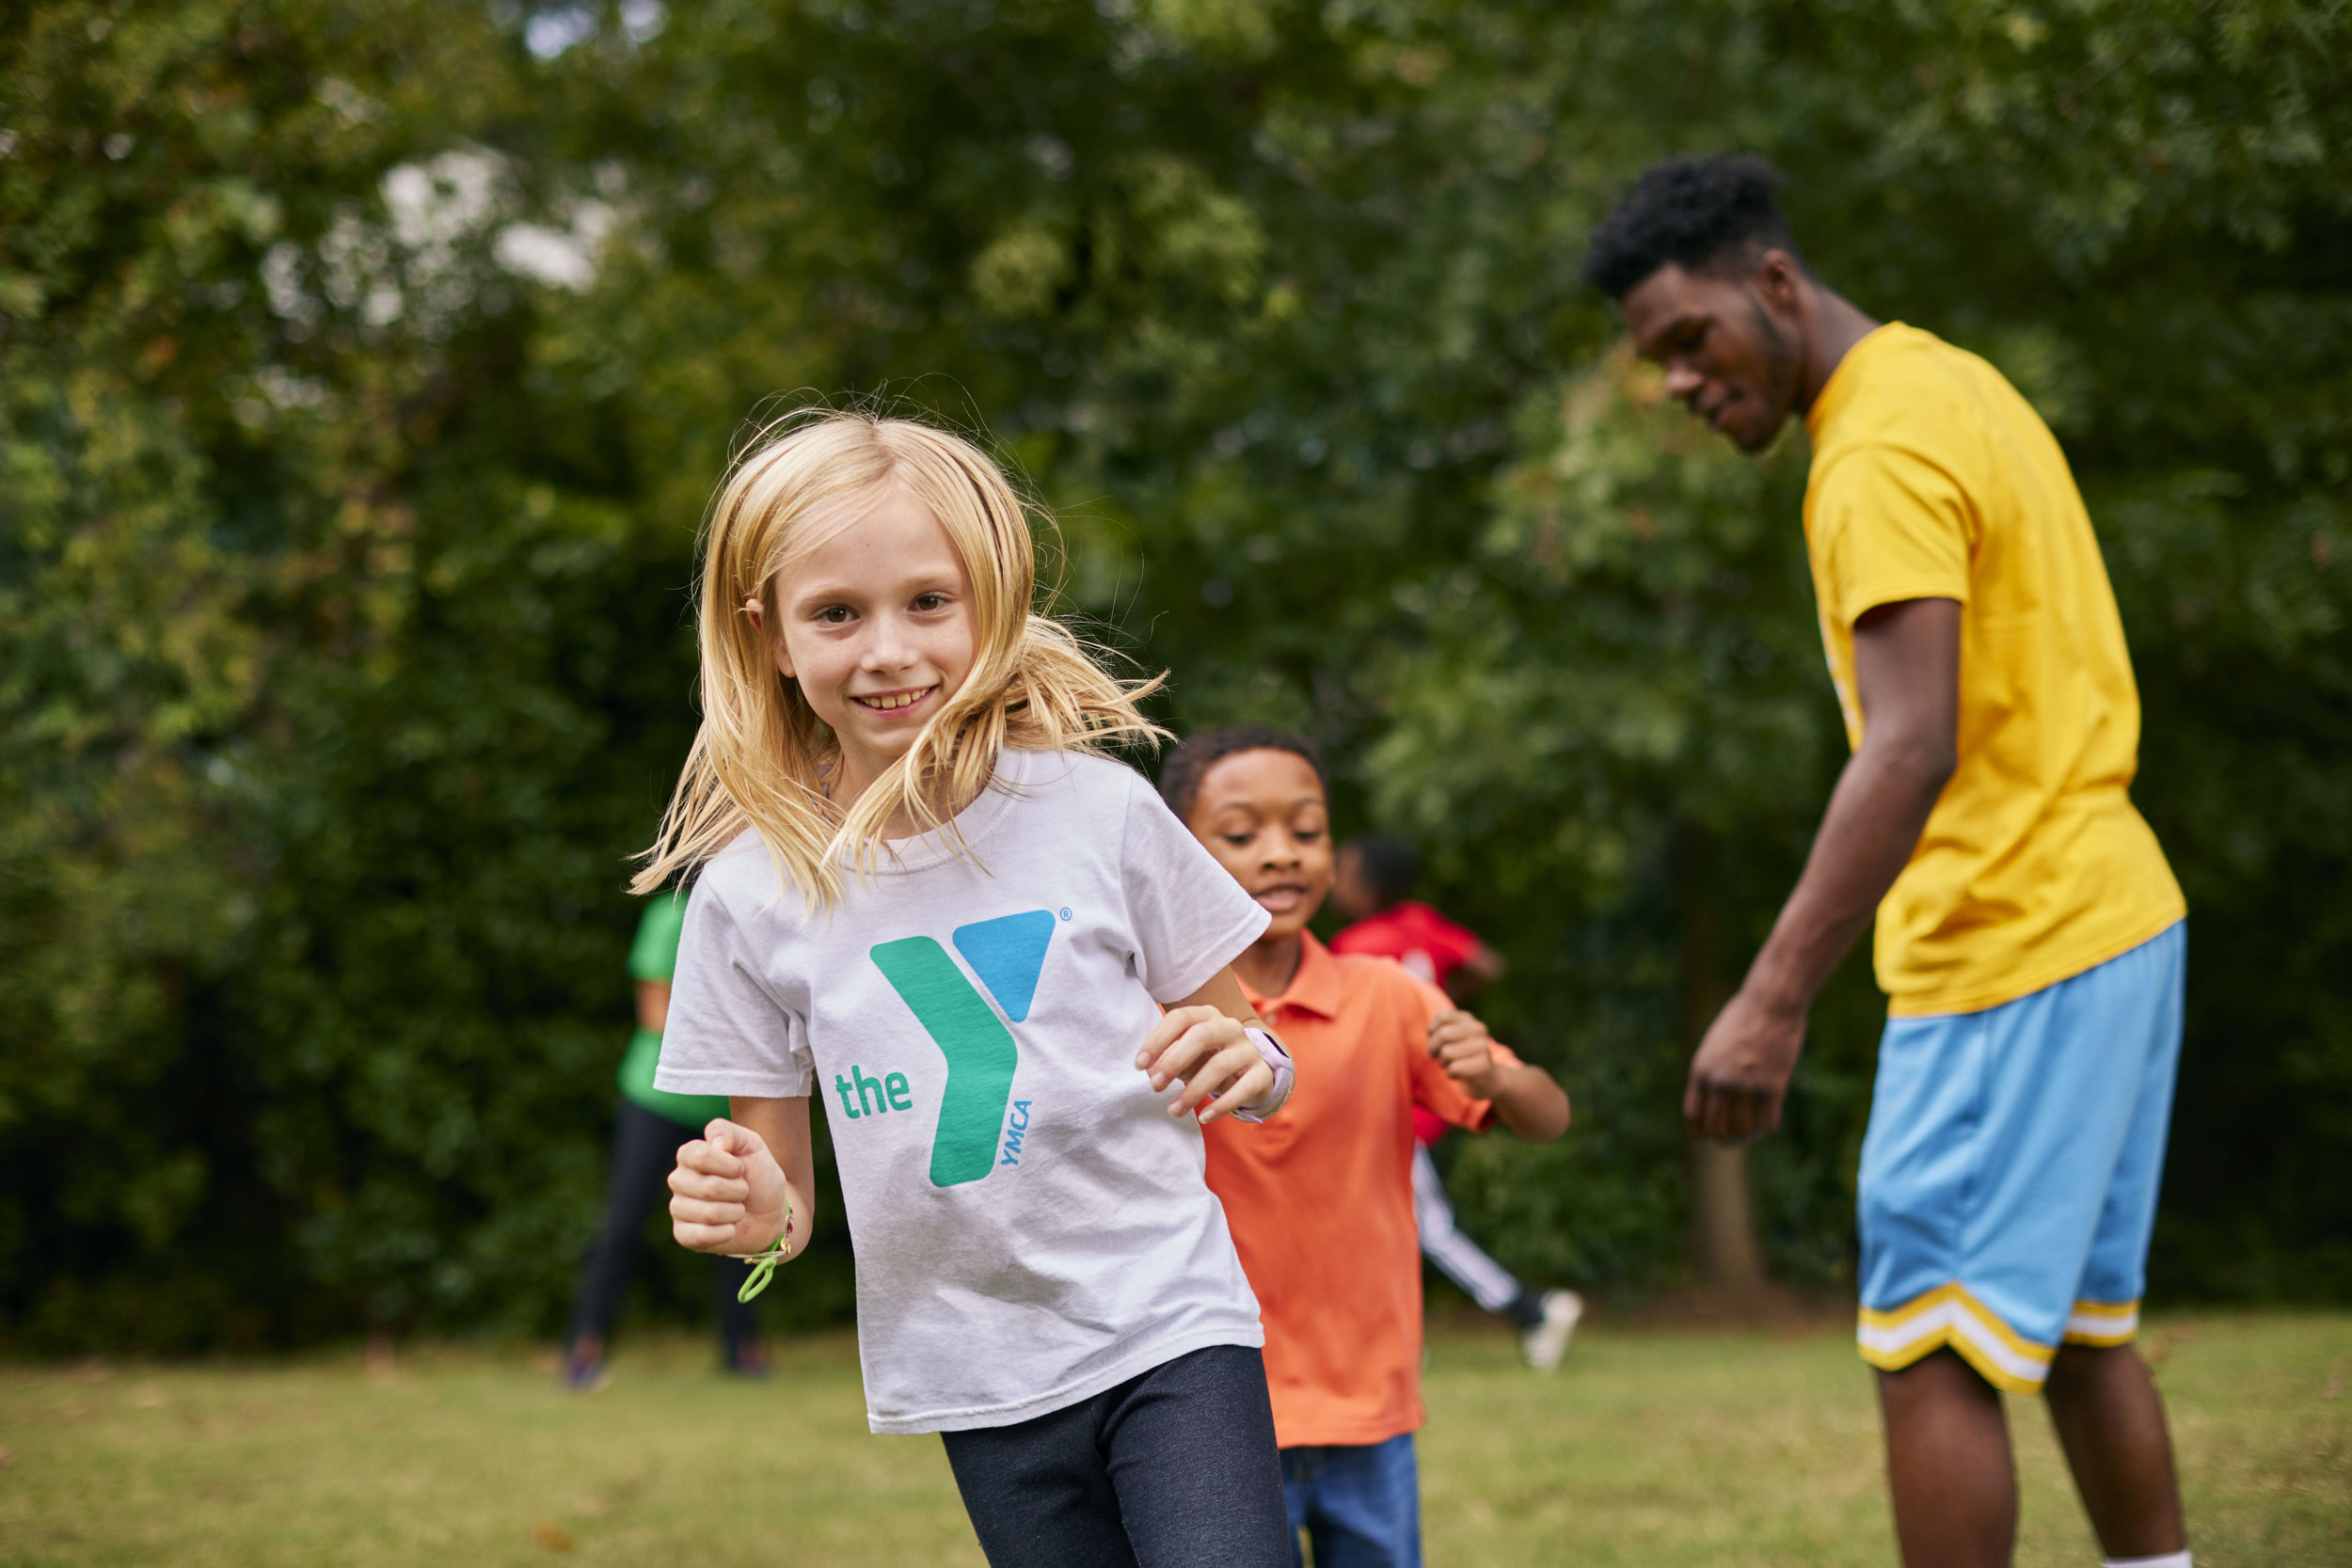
[{"x1": 1280, "y1": 1433, "x2": 1421, "y2": 1568}]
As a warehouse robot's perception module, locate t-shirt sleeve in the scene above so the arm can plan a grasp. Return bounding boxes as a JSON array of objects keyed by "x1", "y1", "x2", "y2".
[
  {"x1": 653, "y1": 879, "x2": 814, "y2": 1099},
  {"x1": 1810, "y1": 441, "x2": 1973, "y2": 631},
  {"x1": 1117, "y1": 773, "x2": 1275, "y2": 1005},
  {"x1": 627, "y1": 889, "x2": 689, "y2": 982},
  {"x1": 1400, "y1": 974, "x2": 1500, "y2": 1133}
]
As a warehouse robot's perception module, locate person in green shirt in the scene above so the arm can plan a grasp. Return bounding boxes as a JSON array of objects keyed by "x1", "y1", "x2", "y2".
[{"x1": 563, "y1": 889, "x2": 765, "y2": 1387}]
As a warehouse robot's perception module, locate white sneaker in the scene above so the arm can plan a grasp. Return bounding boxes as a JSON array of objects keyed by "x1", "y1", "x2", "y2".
[{"x1": 1520, "y1": 1289, "x2": 1584, "y2": 1371}]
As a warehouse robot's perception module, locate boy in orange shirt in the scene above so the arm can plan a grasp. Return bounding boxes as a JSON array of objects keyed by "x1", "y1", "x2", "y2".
[{"x1": 1164, "y1": 724, "x2": 1571, "y2": 1567}]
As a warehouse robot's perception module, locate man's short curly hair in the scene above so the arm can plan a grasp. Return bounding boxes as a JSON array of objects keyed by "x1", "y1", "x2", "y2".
[
  {"x1": 1581, "y1": 153, "x2": 1805, "y2": 299},
  {"x1": 1158, "y1": 724, "x2": 1328, "y2": 821}
]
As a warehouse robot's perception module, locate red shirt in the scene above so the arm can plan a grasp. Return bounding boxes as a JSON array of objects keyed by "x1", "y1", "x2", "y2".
[
  {"x1": 1331, "y1": 903, "x2": 1487, "y2": 1146},
  {"x1": 1330, "y1": 901, "x2": 1482, "y2": 988},
  {"x1": 1203, "y1": 933, "x2": 1520, "y2": 1447}
]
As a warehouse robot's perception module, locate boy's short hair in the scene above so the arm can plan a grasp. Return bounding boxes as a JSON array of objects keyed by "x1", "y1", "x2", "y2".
[
  {"x1": 1159, "y1": 724, "x2": 1328, "y2": 821},
  {"x1": 1346, "y1": 833, "x2": 1420, "y2": 906},
  {"x1": 1581, "y1": 153, "x2": 1806, "y2": 299}
]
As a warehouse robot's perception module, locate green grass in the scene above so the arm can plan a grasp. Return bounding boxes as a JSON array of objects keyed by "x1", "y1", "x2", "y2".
[{"x1": 0, "y1": 1314, "x2": 2343, "y2": 1566}]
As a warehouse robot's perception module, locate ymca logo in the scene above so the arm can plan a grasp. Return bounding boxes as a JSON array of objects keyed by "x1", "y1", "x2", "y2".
[{"x1": 869, "y1": 910, "x2": 1056, "y2": 1189}]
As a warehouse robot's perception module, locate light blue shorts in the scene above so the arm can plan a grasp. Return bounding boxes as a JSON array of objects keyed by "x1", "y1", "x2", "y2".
[{"x1": 1856, "y1": 922, "x2": 2185, "y2": 1393}]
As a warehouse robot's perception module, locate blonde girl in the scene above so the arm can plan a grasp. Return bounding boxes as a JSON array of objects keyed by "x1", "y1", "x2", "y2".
[{"x1": 648, "y1": 412, "x2": 1296, "y2": 1567}]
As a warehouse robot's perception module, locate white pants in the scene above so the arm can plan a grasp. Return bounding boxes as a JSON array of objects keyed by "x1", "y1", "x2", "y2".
[{"x1": 1412, "y1": 1145, "x2": 1522, "y2": 1313}]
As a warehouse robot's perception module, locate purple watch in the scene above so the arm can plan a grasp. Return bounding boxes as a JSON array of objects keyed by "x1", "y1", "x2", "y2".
[{"x1": 1230, "y1": 1025, "x2": 1295, "y2": 1123}]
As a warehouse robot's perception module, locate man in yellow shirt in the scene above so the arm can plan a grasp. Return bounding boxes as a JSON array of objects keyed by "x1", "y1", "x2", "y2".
[{"x1": 1585, "y1": 155, "x2": 2190, "y2": 1568}]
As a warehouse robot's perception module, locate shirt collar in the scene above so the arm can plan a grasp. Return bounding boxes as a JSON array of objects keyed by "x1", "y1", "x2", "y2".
[{"x1": 1236, "y1": 929, "x2": 1344, "y2": 1022}]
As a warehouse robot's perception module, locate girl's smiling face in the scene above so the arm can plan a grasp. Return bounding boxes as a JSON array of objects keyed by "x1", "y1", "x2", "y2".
[
  {"x1": 1186, "y1": 748, "x2": 1333, "y2": 944},
  {"x1": 757, "y1": 486, "x2": 977, "y2": 806}
]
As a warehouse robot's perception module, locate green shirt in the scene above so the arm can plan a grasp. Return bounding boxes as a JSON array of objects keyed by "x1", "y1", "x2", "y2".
[{"x1": 616, "y1": 889, "x2": 731, "y2": 1127}]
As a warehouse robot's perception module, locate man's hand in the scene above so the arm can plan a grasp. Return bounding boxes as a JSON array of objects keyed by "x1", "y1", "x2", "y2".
[
  {"x1": 1428, "y1": 1008, "x2": 1502, "y2": 1098},
  {"x1": 1136, "y1": 1006, "x2": 1275, "y2": 1124},
  {"x1": 669, "y1": 1118, "x2": 793, "y2": 1256},
  {"x1": 1683, "y1": 988, "x2": 1807, "y2": 1143}
]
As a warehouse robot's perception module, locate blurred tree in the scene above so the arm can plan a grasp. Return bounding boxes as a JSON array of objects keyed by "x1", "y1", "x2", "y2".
[
  {"x1": 1361, "y1": 352, "x2": 1852, "y2": 1293},
  {"x1": 0, "y1": 0, "x2": 541, "y2": 1345}
]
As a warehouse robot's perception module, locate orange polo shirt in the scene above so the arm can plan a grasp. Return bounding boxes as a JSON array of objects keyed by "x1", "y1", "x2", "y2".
[{"x1": 1203, "y1": 932, "x2": 1517, "y2": 1448}]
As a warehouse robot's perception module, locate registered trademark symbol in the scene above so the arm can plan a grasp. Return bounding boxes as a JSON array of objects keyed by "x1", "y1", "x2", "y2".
[{"x1": 1058, "y1": 907, "x2": 1073, "y2": 921}]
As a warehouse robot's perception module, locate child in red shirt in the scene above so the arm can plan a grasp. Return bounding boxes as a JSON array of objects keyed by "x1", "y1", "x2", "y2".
[
  {"x1": 1330, "y1": 834, "x2": 1505, "y2": 1001},
  {"x1": 1333, "y1": 835, "x2": 1584, "y2": 1371},
  {"x1": 1163, "y1": 725, "x2": 1571, "y2": 1567}
]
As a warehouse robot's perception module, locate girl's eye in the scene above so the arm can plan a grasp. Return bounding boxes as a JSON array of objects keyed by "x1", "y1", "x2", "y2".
[
  {"x1": 912, "y1": 593, "x2": 946, "y2": 611},
  {"x1": 1222, "y1": 835, "x2": 1252, "y2": 848},
  {"x1": 817, "y1": 605, "x2": 852, "y2": 624}
]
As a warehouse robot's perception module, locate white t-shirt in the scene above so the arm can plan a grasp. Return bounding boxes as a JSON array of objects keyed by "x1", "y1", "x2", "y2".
[{"x1": 656, "y1": 747, "x2": 1274, "y2": 1433}]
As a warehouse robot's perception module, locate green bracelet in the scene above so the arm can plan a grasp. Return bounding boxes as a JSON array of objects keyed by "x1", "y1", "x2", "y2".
[{"x1": 735, "y1": 1195, "x2": 797, "y2": 1304}]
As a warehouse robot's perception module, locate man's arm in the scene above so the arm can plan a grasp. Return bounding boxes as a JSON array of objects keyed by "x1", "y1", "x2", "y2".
[{"x1": 1683, "y1": 597, "x2": 1961, "y2": 1142}]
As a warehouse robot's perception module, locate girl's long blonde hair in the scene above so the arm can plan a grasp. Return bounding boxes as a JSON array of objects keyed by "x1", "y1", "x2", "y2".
[{"x1": 631, "y1": 409, "x2": 1167, "y2": 908}]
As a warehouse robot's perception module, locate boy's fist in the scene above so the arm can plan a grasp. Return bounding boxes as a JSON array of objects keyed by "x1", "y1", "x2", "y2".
[
  {"x1": 669, "y1": 1118, "x2": 792, "y2": 1257},
  {"x1": 1428, "y1": 1009, "x2": 1501, "y2": 1098}
]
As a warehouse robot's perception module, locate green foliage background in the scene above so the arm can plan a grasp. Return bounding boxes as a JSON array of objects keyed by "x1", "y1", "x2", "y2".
[{"x1": 3, "y1": 0, "x2": 2345, "y2": 1350}]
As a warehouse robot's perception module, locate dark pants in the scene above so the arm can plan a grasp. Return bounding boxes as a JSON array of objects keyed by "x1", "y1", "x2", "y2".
[
  {"x1": 566, "y1": 1100, "x2": 756, "y2": 1361},
  {"x1": 940, "y1": 1343, "x2": 1291, "y2": 1568}
]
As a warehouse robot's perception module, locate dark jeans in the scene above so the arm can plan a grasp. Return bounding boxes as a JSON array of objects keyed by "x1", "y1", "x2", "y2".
[
  {"x1": 566, "y1": 1100, "x2": 756, "y2": 1362},
  {"x1": 940, "y1": 1343, "x2": 1291, "y2": 1568},
  {"x1": 1281, "y1": 1434, "x2": 1422, "y2": 1568}
]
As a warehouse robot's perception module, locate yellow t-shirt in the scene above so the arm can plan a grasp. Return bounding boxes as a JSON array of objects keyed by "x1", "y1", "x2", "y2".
[{"x1": 1804, "y1": 324, "x2": 2184, "y2": 1017}]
